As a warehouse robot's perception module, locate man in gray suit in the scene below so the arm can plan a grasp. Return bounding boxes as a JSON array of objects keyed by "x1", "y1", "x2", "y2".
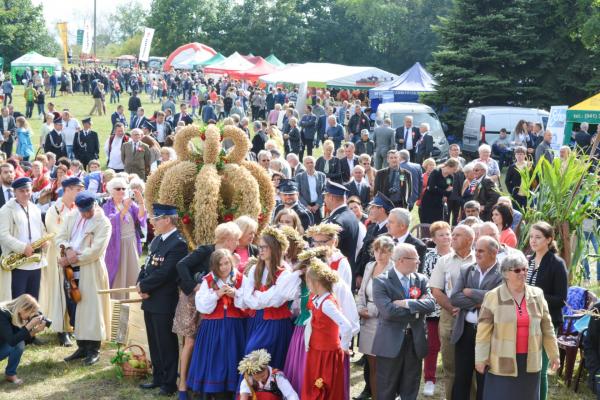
[
  {"x1": 535, "y1": 129, "x2": 555, "y2": 166},
  {"x1": 372, "y1": 243, "x2": 436, "y2": 400},
  {"x1": 398, "y1": 149, "x2": 422, "y2": 210},
  {"x1": 295, "y1": 156, "x2": 326, "y2": 224},
  {"x1": 121, "y1": 128, "x2": 151, "y2": 180},
  {"x1": 450, "y1": 236, "x2": 503, "y2": 400},
  {"x1": 373, "y1": 117, "x2": 396, "y2": 169}
]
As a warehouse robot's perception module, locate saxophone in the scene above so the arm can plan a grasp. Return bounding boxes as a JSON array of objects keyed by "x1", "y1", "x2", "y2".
[{"x1": 0, "y1": 233, "x2": 56, "y2": 271}]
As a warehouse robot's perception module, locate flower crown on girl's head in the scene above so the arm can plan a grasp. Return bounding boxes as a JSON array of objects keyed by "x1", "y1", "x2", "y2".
[
  {"x1": 306, "y1": 223, "x2": 342, "y2": 238},
  {"x1": 297, "y1": 246, "x2": 330, "y2": 262},
  {"x1": 261, "y1": 225, "x2": 289, "y2": 253},
  {"x1": 307, "y1": 258, "x2": 339, "y2": 285},
  {"x1": 238, "y1": 349, "x2": 271, "y2": 375},
  {"x1": 279, "y1": 225, "x2": 305, "y2": 248}
]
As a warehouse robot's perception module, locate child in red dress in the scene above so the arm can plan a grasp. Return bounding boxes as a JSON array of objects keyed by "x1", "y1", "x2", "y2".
[
  {"x1": 239, "y1": 349, "x2": 299, "y2": 400},
  {"x1": 302, "y1": 259, "x2": 353, "y2": 400}
]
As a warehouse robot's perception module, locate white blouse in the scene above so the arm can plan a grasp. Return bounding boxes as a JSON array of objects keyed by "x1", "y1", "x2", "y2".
[
  {"x1": 241, "y1": 265, "x2": 299, "y2": 310},
  {"x1": 195, "y1": 273, "x2": 244, "y2": 314},
  {"x1": 312, "y1": 292, "x2": 354, "y2": 351}
]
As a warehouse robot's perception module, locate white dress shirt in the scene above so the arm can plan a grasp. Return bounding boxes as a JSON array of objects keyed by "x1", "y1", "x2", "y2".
[
  {"x1": 105, "y1": 135, "x2": 125, "y2": 170},
  {"x1": 465, "y1": 265, "x2": 493, "y2": 324}
]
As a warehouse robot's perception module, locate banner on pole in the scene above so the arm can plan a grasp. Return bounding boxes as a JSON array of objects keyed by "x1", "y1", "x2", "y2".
[
  {"x1": 76, "y1": 30, "x2": 84, "y2": 46},
  {"x1": 138, "y1": 27, "x2": 155, "y2": 62},
  {"x1": 56, "y1": 22, "x2": 69, "y2": 68},
  {"x1": 547, "y1": 105, "x2": 568, "y2": 151},
  {"x1": 82, "y1": 22, "x2": 93, "y2": 55}
]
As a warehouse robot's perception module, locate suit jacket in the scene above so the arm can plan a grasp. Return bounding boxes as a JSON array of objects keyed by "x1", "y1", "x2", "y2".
[
  {"x1": 373, "y1": 167, "x2": 412, "y2": 208},
  {"x1": 138, "y1": 230, "x2": 189, "y2": 314},
  {"x1": 395, "y1": 126, "x2": 420, "y2": 151},
  {"x1": 345, "y1": 180, "x2": 370, "y2": 208},
  {"x1": 404, "y1": 233, "x2": 428, "y2": 274},
  {"x1": 415, "y1": 132, "x2": 434, "y2": 163},
  {"x1": 473, "y1": 177, "x2": 500, "y2": 221},
  {"x1": 450, "y1": 263, "x2": 503, "y2": 344},
  {"x1": 372, "y1": 268, "x2": 435, "y2": 359},
  {"x1": 173, "y1": 112, "x2": 193, "y2": 126},
  {"x1": 400, "y1": 161, "x2": 422, "y2": 207},
  {"x1": 295, "y1": 171, "x2": 326, "y2": 207},
  {"x1": 0, "y1": 115, "x2": 16, "y2": 156},
  {"x1": 356, "y1": 221, "x2": 388, "y2": 276},
  {"x1": 340, "y1": 155, "x2": 360, "y2": 183},
  {"x1": 131, "y1": 115, "x2": 148, "y2": 130},
  {"x1": 121, "y1": 141, "x2": 151, "y2": 180},
  {"x1": 527, "y1": 251, "x2": 568, "y2": 326},
  {"x1": 299, "y1": 113, "x2": 317, "y2": 140},
  {"x1": 73, "y1": 130, "x2": 100, "y2": 166},
  {"x1": 43, "y1": 129, "x2": 68, "y2": 159},
  {"x1": 355, "y1": 140, "x2": 375, "y2": 157},
  {"x1": 315, "y1": 156, "x2": 342, "y2": 183},
  {"x1": 373, "y1": 126, "x2": 396, "y2": 155},
  {"x1": 323, "y1": 205, "x2": 360, "y2": 267},
  {"x1": 289, "y1": 163, "x2": 306, "y2": 178}
]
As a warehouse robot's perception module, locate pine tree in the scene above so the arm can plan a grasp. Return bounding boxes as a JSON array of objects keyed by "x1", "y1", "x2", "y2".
[{"x1": 426, "y1": 0, "x2": 550, "y2": 131}]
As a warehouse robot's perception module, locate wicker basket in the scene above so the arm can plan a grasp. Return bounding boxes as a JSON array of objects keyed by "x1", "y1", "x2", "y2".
[{"x1": 120, "y1": 344, "x2": 151, "y2": 378}]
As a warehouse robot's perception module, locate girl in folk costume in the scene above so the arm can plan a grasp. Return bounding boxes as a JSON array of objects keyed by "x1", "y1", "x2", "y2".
[
  {"x1": 239, "y1": 349, "x2": 299, "y2": 400},
  {"x1": 302, "y1": 259, "x2": 353, "y2": 400},
  {"x1": 306, "y1": 224, "x2": 352, "y2": 287},
  {"x1": 187, "y1": 249, "x2": 247, "y2": 399},
  {"x1": 241, "y1": 226, "x2": 298, "y2": 369}
]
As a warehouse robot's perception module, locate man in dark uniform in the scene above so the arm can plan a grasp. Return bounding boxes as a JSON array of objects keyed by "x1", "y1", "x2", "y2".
[
  {"x1": 272, "y1": 179, "x2": 314, "y2": 231},
  {"x1": 73, "y1": 117, "x2": 100, "y2": 170},
  {"x1": 355, "y1": 192, "x2": 394, "y2": 282},
  {"x1": 43, "y1": 116, "x2": 68, "y2": 159},
  {"x1": 373, "y1": 150, "x2": 412, "y2": 209},
  {"x1": 322, "y1": 181, "x2": 360, "y2": 282},
  {"x1": 137, "y1": 204, "x2": 188, "y2": 396}
]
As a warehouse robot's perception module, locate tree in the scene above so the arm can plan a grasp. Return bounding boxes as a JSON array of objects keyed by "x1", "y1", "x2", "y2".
[
  {"x1": 426, "y1": 0, "x2": 551, "y2": 131},
  {"x1": 0, "y1": 0, "x2": 59, "y2": 64},
  {"x1": 111, "y1": 1, "x2": 149, "y2": 42}
]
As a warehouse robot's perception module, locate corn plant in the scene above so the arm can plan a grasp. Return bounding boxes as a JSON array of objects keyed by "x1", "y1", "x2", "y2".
[{"x1": 516, "y1": 146, "x2": 600, "y2": 283}]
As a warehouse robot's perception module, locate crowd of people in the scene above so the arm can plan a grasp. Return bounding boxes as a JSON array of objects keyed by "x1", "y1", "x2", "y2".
[{"x1": 0, "y1": 67, "x2": 596, "y2": 400}]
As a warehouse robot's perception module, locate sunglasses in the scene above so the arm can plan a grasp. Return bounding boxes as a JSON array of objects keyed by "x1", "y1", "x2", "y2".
[
  {"x1": 114, "y1": 187, "x2": 126, "y2": 191},
  {"x1": 510, "y1": 268, "x2": 527, "y2": 274}
]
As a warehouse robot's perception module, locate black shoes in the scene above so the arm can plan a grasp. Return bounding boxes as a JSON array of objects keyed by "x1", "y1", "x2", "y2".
[
  {"x1": 139, "y1": 382, "x2": 161, "y2": 390},
  {"x1": 353, "y1": 390, "x2": 372, "y2": 400},
  {"x1": 58, "y1": 332, "x2": 73, "y2": 347},
  {"x1": 158, "y1": 388, "x2": 176, "y2": 397},
  {"x1": 64, "y1": 346, "x2": 86, "y2": 362},
  {"x1": 83, "y1": 341, "x2": 101, "y2": 366}
]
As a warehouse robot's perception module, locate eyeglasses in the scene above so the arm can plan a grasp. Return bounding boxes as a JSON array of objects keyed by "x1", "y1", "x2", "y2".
[
  {"x1": 312, "y1": 240, "x2": 331, "y2": 246},
  {"x1": 114, "y1": 187, "x2": 126, "y2": 191},
  {"x1": 510, "y1": 268, "x2": 527, "y2": 274},
  {"x1": 258, "y1": 245, "x2": 270, "y2": 251}
]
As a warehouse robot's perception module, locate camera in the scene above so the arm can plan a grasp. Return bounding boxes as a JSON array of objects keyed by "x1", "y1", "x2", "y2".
[{"x1": 34, "y1": 312, "x2": 52, "y2": 328}]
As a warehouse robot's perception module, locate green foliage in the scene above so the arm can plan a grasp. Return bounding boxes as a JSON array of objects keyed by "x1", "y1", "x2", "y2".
[
  {"x1": 111, "y1": 1, "x2": 149, "y2": 42},
  {"x1": 0, "y1": 0, "x2": 60, "y2": 64},
  {"x1": 516, "y1": 152, "x2": 600, "y2": 283}
]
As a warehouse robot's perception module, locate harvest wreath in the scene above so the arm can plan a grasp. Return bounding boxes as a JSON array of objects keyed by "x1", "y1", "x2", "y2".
[{"x1": 145, "y1": 123, "x2": 274, "y2": 247}]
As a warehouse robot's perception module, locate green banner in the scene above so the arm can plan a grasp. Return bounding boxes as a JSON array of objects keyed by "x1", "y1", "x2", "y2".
[{"x1": 76, "y1": 29, "x2": 84, "y2": 46}]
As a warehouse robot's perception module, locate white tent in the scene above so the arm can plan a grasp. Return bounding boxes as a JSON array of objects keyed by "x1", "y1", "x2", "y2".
[
  {"x1": 259, "y1": 62, "x2": 397, "y2": 89},
  {"x1": 203, "y1": 52, "x2": 256, "y2": 75},
  {"x1": 11, "y1": 51, "x2": 61, "y2": 69}
]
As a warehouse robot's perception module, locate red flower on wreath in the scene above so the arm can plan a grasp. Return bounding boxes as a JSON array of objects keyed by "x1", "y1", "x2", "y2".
[
  {"x1": 223, "y1": 214, "x2": 234, "y2": 222},
  {"x1": 182, "y1": 214, "x2": 191, "y2": 225},
  {"x1": 200, "y1": 133, "x2": 206, "y2": 141},
  {"x1": 409, "y1": 286, "x2": 422, "y2": 299},
  {"x1": 258, "y1": 213, "x2": 266, "y2": 223}
]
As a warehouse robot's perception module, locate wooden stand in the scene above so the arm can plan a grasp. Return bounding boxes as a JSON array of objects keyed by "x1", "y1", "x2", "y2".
[{"x1": 98, "y1": 287, "x2": 150, "y2": 360}]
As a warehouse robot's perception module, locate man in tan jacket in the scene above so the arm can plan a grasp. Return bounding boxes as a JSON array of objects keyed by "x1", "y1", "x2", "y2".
[
  {"x1": 121, "y1": 128, "x2": 151, "y2": 180},
  {"x1": 57, "y1": 192, "x2": 112, "y2": 366}
]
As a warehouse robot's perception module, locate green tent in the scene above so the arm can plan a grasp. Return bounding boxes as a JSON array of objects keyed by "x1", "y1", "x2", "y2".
[
  {"x1": 564, "y1": 93, "x2": 600, "y2": 143},
  {"x1": 10, "y1": 51, "x2": 61, "y2": 84},
  {"x1": 265, "y1": 54, "x2": 285, "y2": 68},
  {"x1": 200, "y1": 52, "x2": 226, "y2": 67}
]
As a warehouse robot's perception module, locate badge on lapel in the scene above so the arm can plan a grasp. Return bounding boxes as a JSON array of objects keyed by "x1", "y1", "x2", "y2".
[{"x1": 409, "y1": 286, "x2": 422, "y2": 299}]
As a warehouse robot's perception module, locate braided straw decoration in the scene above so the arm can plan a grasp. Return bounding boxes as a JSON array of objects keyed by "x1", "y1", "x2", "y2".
[
  {"x1": 242, "y1": 160, "x2": 275, "y2": 233},
  {"x1": 222, "y1": 125, "x2": 250, "y2": 164},
  {"x1": 193, "y1": 164, "x2": 221, "y2": 245}
]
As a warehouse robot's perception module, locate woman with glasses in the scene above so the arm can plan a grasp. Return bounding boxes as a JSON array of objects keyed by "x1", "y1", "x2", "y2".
[
  {"x1": 175, "y1": 222, "x2": 242, "y2": 400},
  {"x1": 475, "y1": 252, "x2": 560, "y2": 400},
  {"x1": 526, "y1": 222, "x2": 568, "y2": 400},
  {"x1": 359, "y1": 154, "x2": 377, "y2": 197},
  {"x1": 306, "y1": 223, "x2": 352, "y2": 287},
  {"x1": 241, "y1": 226, "x2": 297, "y2": 370},
  {"x1": 102, "y1": 177, "x2": 146, "y2": 298}
]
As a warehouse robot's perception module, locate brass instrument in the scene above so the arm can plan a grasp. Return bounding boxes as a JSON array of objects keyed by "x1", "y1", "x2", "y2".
[{"x1": 0, "y1": 233, "x2": 55, "y2": 271}]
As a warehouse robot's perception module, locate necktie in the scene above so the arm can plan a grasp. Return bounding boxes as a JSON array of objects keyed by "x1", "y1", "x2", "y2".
[
  {"x1": 469, "y1": 179, "x2": 478, "y2": 193},
  {"x1": 6, "y1": 189, "x2": 12, "y2": 199},
  {"x1": 393, "y1": 237, "x2": 399, "y2": 244},
  {"x1": 401, "y1": 276, "x2": 409, "y2": 298}
]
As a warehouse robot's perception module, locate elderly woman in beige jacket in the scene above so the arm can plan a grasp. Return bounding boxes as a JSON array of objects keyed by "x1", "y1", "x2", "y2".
[
  {"x1": 55, "y1": 194, "x2": 112, "y2": 366},
  {"x1": 475, "y1": 252, "x2": 560, "y2": 400}
]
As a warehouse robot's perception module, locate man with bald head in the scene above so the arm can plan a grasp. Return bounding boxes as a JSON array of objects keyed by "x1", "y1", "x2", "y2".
[
  {"x1": 429, "y1": 225, "x2": 476, "y2": 399},
  {"x1": 450, "y1": 236, "x2": 503, "y2": 400},
  {"x1": 121, "y1": 128, "x2": 151, "y2": 179}
]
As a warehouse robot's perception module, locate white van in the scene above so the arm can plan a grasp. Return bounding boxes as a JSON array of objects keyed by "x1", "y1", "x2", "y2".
[
  {"x1": 374, "y1": 102, "x2": 449, "y2": 162},
  {"x1": 462, "y1": 106, "x2": 549, "y2": 156}
]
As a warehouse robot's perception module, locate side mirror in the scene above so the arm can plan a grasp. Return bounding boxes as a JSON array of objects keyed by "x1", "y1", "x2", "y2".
[{"x1": 442, "y1": 122, "x2": 448, "y2": 132}]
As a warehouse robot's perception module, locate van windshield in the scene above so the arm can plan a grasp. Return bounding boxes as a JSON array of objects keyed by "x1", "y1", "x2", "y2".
[{"x1": 383, "y1": 112, "x2": 443, "y2": 132}]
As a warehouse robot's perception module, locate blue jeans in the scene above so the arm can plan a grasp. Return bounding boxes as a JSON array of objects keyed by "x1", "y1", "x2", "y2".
[
  {"x1": 66, "y1": 145, "x2": 74, "y2": 160},
  {"x1": 0, "y1": 341, "x2": 24, "y2": 376},
  {"x1": 583, "y1": 231, "x2": 600, "y2": 280},
  {"x1": 130, "y1": 111, "x2": 136, "y2": 128}
]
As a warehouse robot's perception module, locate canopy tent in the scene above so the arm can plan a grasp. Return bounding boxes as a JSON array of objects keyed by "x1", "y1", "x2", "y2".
[
  {"x1": 177, "y1": 52, "x2": 226, "y2": 69},
  {"x1": 10, "y1": 51, "x2": 61, "y2": 83},
  {"x1": 564, "y1": 92, "x2": 600, "y2": 144},
  {"x1": 199, "y1": 52, "x2": 226, "y2": 67},
  {"x1": 369, "y1": 62, "x2": 437, "y2": 110},
  {"x1": 265, "y1": 54, "x2": 285, "y2": 68},
  {"x1": 203, "y1": 52, "x2": 256, "y2": 75},
  {"x1": 242, "y1": 54, "x2": 262, "y2": 64},
  {"x1": 163, "y1": 43, "x2": 217, "y2": 71},
  {"x1": 259, "y1": 62, "x2": 397, "y2": 89},
  {"x1": 230, "y1": 57, "x2": 277, "y2": 81}
]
